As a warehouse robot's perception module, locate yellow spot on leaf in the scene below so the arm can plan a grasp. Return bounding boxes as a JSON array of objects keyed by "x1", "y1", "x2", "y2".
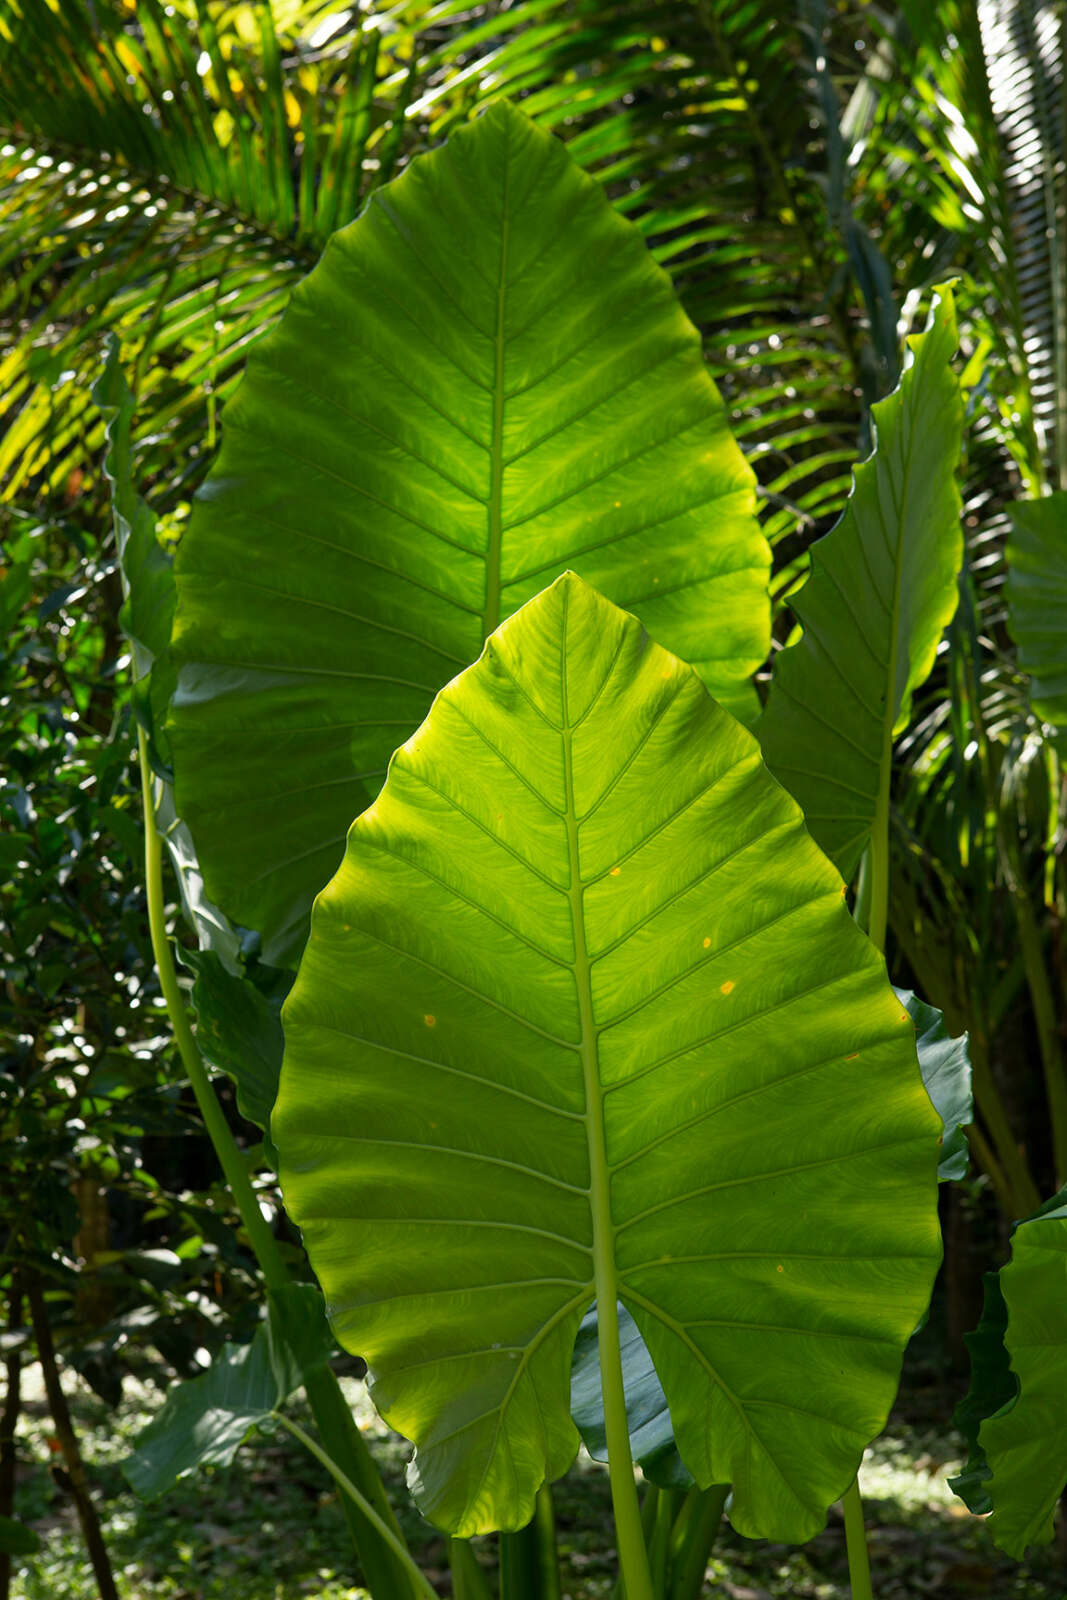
[
  {"x1": 776, "y1": 1264, "x2": 784, "y2": 1273},
  {"x1": 610, "y1": 866, "x2": 621, "y2": 877},
  {"x1": 720, "y1": 980, "x2": 734, "y2": 995},
  {"x1": 702, "y1": 937, "x2": 711, "y2": 949},
  {"x1": 424, "y1": 1015, "x2": 436, "y2": 1028}
]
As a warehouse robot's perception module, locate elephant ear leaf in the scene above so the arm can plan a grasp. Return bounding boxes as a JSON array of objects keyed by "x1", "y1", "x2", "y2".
[
  {"x1": 274, "y1": 572, "x2": 941, "y2": 1542},
  {"x1": 974, "y1": 1190, "x2": 1067, "y2": 1557},
  {"x1": 1005, "y1": 492, "x2": 1067, "y2": 748},
  {"x1": 168, "y1": 98, "x2": 769, "y2": 969},
  {"x1": 758, "y1": 286, "x2": 963, "y2": 881}
]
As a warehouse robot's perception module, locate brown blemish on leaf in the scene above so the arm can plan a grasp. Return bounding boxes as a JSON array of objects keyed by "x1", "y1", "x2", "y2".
[{"x1": 424, "y1": 1015, "x2": 436, "y2": 1028}]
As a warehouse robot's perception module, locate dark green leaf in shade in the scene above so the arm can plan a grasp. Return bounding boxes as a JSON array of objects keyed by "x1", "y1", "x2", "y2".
[
  {"x1": 0, "y1": 1516, "x2": 40, "y2": 1555},
  {"x1": 758, "y1": 287, "x2": 963, "y2": 881},
  {"x1": 186, "y1": 949, "x2": 290, "y2": 1137},
  {"x1": 123, "y1": 1329, "x2": 278, "y2": 1499},
  {"x1": 266, "y1": 1283, "x2": 336, "y2": 1401},
  {"x1": 274, "y1": 573, "x2": 942, "y2": 1541},
  {"x1": 124, "y1": 1288, "x2": 334, "y2": 1500},
  {"x1": 571, "y1": 1302, "x2": 694, "y2": 1489},
  {"x1": 894, "y1": 988, "x2": 972, "y2": 1182},
  {"x1": 949, "y1": 1271, "x2": 1013, "y2": 1516},
  {"x1": 169, "y1": 99, "x2": 769, "y2": 969},
  {"x1": 977, "y1": 1190, "x2": 1067, "y2": 1556},
  {"x1": 1005, "y1": 493, "x2": 1067, "y2": 748}
]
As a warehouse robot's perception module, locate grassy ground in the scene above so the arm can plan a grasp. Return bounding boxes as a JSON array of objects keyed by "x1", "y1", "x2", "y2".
[{"x1": 7, "y1": 1366, "x2": 1066, "y2": 1600}]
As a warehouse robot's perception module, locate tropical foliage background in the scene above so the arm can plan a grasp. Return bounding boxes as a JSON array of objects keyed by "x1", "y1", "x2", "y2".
[{"x1": 2, "y1": 0, "x2": 1066, "y2": 1595}]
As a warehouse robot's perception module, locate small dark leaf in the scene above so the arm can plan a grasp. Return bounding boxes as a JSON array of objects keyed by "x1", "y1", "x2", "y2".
[
  {"x1": 571, "y1": 1302, "x2": 694, "y2": 1489},
  {"x1": 895, "y1": 987, "x2": 973, "y2": 1182},
  {"x1": 0, "y1": 1515, "x2": 40, "y2": 1554},
  {"x1": 124, "y1": 1329, "x2": 278, "y2": 1500},
  {"x1": 950, "y1": 1272, "x2": 1013, "y2": 1514}
]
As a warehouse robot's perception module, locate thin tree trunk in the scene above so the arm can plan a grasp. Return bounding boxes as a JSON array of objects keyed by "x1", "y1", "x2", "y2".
[
  {"x1": 24, "y1": 1274, "x2": 118, "y2": 1600},
  {"x1": 0, "y1": 1274, "x2": 24, "y2": 1600}
]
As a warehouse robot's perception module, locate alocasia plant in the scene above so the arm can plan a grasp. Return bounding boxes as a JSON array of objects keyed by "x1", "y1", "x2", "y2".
[
  {"x1": 167, "y1": 100, "x2": 770, "y2": 969},
  {"x1": 758, "y1": 286, "x2": 963, "y2": 945},
  {"x1": 273, "y1": 572, "x2": 943, "y2": 1594},
  {"x1": 95, "y1": 92, "x2": 1009, "y2": 1600}
]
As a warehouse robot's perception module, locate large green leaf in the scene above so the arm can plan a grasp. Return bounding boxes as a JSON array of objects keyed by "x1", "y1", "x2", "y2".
[
  {"x1": 758, "y1": 287, "x2": 963, "y2": 880},
  {"x1": 1005, "y1": 493, "x2": 1067, "y2": 748},
  {"x1": 978, "y1": 1189, "x2": 1067, "y2": 1557},
  {"x1": 169, "y1": 99, "x2": 769, "y2": 969},
  {"x1": 274, "y1": 573, "x2": 941, "y2": 1542}
]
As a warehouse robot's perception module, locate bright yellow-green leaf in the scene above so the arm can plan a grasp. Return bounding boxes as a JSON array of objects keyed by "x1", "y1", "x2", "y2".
[{"x1": 274, "y1": 573, "x2": 942, "y2": 1541}]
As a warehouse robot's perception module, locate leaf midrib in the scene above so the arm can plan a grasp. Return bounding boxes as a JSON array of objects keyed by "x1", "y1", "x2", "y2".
[{"x1": 484, "y1": 134, "x2": 510, "y2": 637}]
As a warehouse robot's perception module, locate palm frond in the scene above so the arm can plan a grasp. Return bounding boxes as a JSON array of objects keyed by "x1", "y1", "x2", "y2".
[{"x1": 0, "y1": 0, "x2": 417, "y2": 516}]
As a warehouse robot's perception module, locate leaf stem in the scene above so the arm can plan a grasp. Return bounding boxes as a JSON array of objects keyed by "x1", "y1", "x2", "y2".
[
  {"x1": 668, "y1": 1484, "x2": 728, "y2": 1600},
  {"x1": 138, "y1": 729, "x2": 288, "y2": 1289},
  {"x1": 867, "y1": 787, "x2": 890, "y2": 957},
  {"x1": 841, "y1": 1478, "x2": 874, "y2": 1600},
  {"x1": 561, "y1": 622, "x2": 654, "y2": 1600},
  {"x1": 137, "y1": 729, "x2": 413, "y2": 1594},
  {"x1": 274, "y1": 1415, "x2": 438, "y2": 1600}
]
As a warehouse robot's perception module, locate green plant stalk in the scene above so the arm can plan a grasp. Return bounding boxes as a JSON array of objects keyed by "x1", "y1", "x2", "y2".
[
  {"x1": 1008, "y1": 878, "x2": 1067, "y2": 1187},
  {"x1": 533, "y1": 1484, "x2": 562, "y2": 1600},
  {"x1": 449, "y1": 1538, "x2": 494, "y2": 1600},
  {"x1": 850, "y1": 800, "x2": 892, "y2": 1597},
  {"x1": 138, "y1": 731, "x2": 289, "y2": 1287},
  {"x1": 841, "y1": 1478, "x2": 873, "y2": 1600},
  {"x1": 964, "y1": 1121, "x2": 1014, "y2": 1217},
  {"x1": 967, "y1": 1033, "x2": 1041, "y2": 1220},
  {"x1": 668, "y1": 1484, "x2": 728, "y2": 1600},
  {"x1": 499, "y1": 1487, "x2": 562, "y2": 1600},
  {"x1": 562, "y1": 705, "x2": 654, "y2": 1600},
  {"x1": 868, "y1": 780, "x2": 891, "y2": 958},
  {"x1": 646, "y1": 1486, "x2": 679, "y2": 1592},
  {"x1": 274, "y1": 1414, "x2": 439, "y2": 1600},
  {"x1": 137, "y1": 729, "x2": 413, "y2": 1597},
  {"x1": 499, "y1": 1518, "x2": 542, "y2": 1600}
]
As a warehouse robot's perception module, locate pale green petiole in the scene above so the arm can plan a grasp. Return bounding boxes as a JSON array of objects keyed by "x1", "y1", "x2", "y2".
[
  {"x1": 273, "y1": 1414, "x2": 439, "y2": 1600},
  {"x1": 841, "y1": 1477, "x2": 874, "y2": 1600}
]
